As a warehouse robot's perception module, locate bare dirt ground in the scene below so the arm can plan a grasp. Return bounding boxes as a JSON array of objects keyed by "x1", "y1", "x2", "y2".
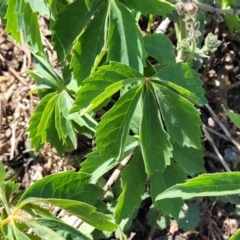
[{"x1": 1, "y1": 17, "x2": 240, "y2": 239}]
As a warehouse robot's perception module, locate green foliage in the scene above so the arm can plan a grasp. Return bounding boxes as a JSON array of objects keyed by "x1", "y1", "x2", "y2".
[
  {"x1": 223, "y1": 105, "x2": 240, "y2": 128},
  {"x1": 151, "y1": 162, "x2": 186, "y2": 220},
  {"x1": 0, "y1": 0, "x2": 7, "y2": 24},
  {"x1": 178, "y1": 201, "x2": 200, "y2": 231},
  {"x1": 119, "y1": 0, "x2": 175, "y2": 16},
  {"x1": 140, "y1": 84, "x2": 172, "y2": 174},
  {"x1": 143, "y1": 34, "x2": 176, "y2": 65},
  {"x1": 0, "y1": 162, "x2": 116, "y2": 239},
  {"x1": 156, "y1": 172, "x2": 240, "y2": 200},
  {"x1": 2, "y1": 0, "x2": 240, "y2": 238},
  {"x1": 230, "y1": 229, "x2": 240, "y2": 240},
  {"x1": 114, "y1": 148, "x2": 146, "y2": 223}
]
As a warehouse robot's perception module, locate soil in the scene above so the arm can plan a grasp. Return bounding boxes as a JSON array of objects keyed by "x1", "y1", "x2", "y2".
[{"x1": 1, "y1": 15, "x2": 240, "y2": 240}]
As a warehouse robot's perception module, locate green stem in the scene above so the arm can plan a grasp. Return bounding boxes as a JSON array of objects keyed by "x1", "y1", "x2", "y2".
[
  {"x1": 0, "y1": 217, "x2": 10, "y2": 227},
  {"x1": 0, "y1": 188, "x2": 11, "y2": 215},
  {"x1": 147, "y1": 14, "x2": 154, "y2": 32},
  {"x1": 175, "y1": 19, "x2": 187, "y2": 61},
  {"x1": 186, "y1": 42, "x2": 196, "y2": 64}
]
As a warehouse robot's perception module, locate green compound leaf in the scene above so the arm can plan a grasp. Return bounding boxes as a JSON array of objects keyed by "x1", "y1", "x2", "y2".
[
  {"x1": 53, "y1": 0, "x2": 103, "y2": 60},
  {"x1": 12, "y1": 224, "x2": 36, "y2": 240},
  {"x1": 56, "y1": 91, "x2": 77, "y2": 147},
  {"x1": 24, "y1": 0, "x2": 50, "y2": 16},
  {"x1": 0, "y1": 0, "x2": 7, "y2": 25},
  {"x1": 28, "y1": 199, "x2": 117, "y2": 231},
  {"x1": 18, "y1": 171, "x2": 116, "y2": 231},
  {"x1": 154, "y1": 62, "x2": 207, "y2": 106},
  {"x1": 114, "y1": 148, "x2": 146, "y2": 223},
  {"x1": 37, "y1": 94, "x2": 58, "y2": 140},
  {"x1": 140, "y1": 85, "x2": 172, "y2": 175},
  {"x1": 80, "y1": 137, "x2": 138, "y2": 182},
  {"x1": 19, "y1": 2, "x2": 44, "y2": 54},
  {"x1": 29, "y1": 91, "x2": 78, "y2": 154},
  {"x1": 71, "y1": 62, "x2": 144, "y2": 113},
  {"x1": 223, "y1": 106, "x2": 240, "y2": 129},
  {"x1": 178, "y1": 201, "x2": 200, "y2": 232},
  {"x1": 28, "y1": 92, "x2": 57, "y2": 151},
  {"x1": 155, "y1": 85, "x2": 202, "y2": 149},
  {"x1": 18, "y1": 171, "x2": 91, "y2": 203},
  {"x1": 129, "y1": 97, "x2": 142, "y2": 134},
  {"x1": 30, "y1": 54, "x2": 64, "y2": 90},
  {"x1": 71, "y1": 3, "x2": 108, "y2": 84},
  {"x1": 85, "y1": 0, "x2": 103, "y2": 10},
  {"x1": 22, "y1": 181, "x2": 102, "y2": 219},
  {"x1": 36, "y1": 218, "x2": 90, "y2": 240},
  {"x1": 18, "y1": 221, "x2": 64, "y2": 240},
  {"x1": 156, "y1": 172, "x2": 240, "y2": 201},
  {"x1": 172, "y1": 142, "x2": 206, "y2": 176},
  {"x1": 151, "y1": 162, "x2": 186, "y2": 220},
  {"x1": 96, "y1": 85, "x2": 142, "y2": 159},
  {"x1": 144, "y1": 34, "x2": 176, "y2": 65},
  {"x1": 119, "y1": 0, "x2": 174, "y2": 16},
  {"x1": 5, "y1": 0, "x2": 21, "y2": 42},
  {"x1": 108, "y1": 0, "x2": 146, "y2": 73}
]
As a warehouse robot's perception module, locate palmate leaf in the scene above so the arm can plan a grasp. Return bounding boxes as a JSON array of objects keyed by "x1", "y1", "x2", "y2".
[
  {"x1": 5, "y1": 1, "x2": 44, "y2": 53},
  {"x1": 24, "y1": 0, "x2": 50, "y2": 16},
  {"x1": 19, "y1": 170, "x2": 106, "y2": 212},
  {"x1": 23, "y1": 221, "x2": 66, "y2": 240},
  {"x1": 114, "y1": 148, "x2": 146, "y2": 223},
  {"x1": 129, "y1": 97, "x2": 142, "y2": 134},
  {"x1": 29, "y1": 54, "x2": 64, "y2": 90},
  {"x1": 22, "y1": 203, "x2": 58, "y2": 219},
  {"x1": 154, "y1": 62, "x2": 207, "y2": 106},
  {"x1": 71, "y1": 3, "x2": 108, "y2": 84},
  {"x1": 140, "y1": 85, "x2": 172, "y2": 175},
  {"x1": 96, "y1": 85, "x2": 142, "y2": 159},
  {"x1": 119, "y1": 0, "x2": 174, "y2": 16},
  {"x1": 36, "y1": 219, "x2": 90, "y2": 240},
  {"x1": 80, "y1": 136, "x2": 138, "y2": 182},
  {"x1": 151, "y1": 162, "x2": 186, "y2": 220},
  {"x1": 172, "y1": 142, "x2": 205, "y2": 176},
  {"x1": 108, "y1": 0, "x2": 146, "y2": 73},
  {"x1": 0, "y1": 0, "x2": 7, "y2": 24},
  {"x1": 154, "y1": 85, "x2": 202, "y2": 149},
  {"x1": 28, "y1": 92, "x2": 57, "y2": 151},
  {"x1": 5, "y1": 0, "x2": 21, "y2": 42},
  {"x1": 27, "y1": 198, "x2": 117, "y2": 231},
  {"x1": 178, "y1": 201, "x2": 200, "y2": 232},
  {"x1": 17, "y1": 171, "x2": 117, "y2": 232},
  {"x1": 143, "y1": 34, "x2": 176, "y2": 65},
  {"x1": 56, "y1": 91, "x2": 77, "y2": 147},
  {"x1": 29, "y1": 90, "x2": 89, "y2": 154},
  {"x1": 12, "y1": 224, "x2": 32, "y2": 240},
  {"x1": 18, "y1": 171, "x2": 91, "y2": 203},
  {"x1": 156, "y1": 172, "x2": 240, "y2": 201},
  {"x1": 18, "y1": 2, "x2": 44, "y2": 54},
  {"x1": 52, "y1": 0, "x2": 104, "y2": 60},
  {"x1": 71, "y1": 62, "x2": 144, "y2": 113},
  {"x1": 85, "y1": 0, "x2": 103, "y2": 10}
]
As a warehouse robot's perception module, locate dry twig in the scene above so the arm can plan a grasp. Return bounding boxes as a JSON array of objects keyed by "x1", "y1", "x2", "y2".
[
  {"x1": 202, "y1": 126, "x2": 231, "y2": 172},
  {"x1": 205, "y1": 104, "x2": 240, "y2": 151}
]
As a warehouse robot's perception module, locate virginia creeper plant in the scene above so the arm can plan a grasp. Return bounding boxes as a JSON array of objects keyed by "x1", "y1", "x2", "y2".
[{"x1": 1, "y1": 0, "x2": 240, "y2": 239}]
